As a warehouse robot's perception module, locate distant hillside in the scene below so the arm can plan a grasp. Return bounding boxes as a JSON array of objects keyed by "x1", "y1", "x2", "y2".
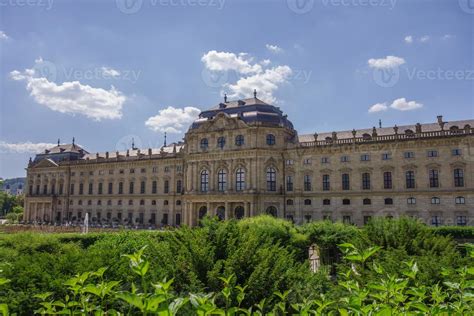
[{"x1": 0, "y1": 177, "x2": 26, "y2": 195}]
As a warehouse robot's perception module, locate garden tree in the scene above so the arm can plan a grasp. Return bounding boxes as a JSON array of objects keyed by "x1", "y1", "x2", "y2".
[{"x1": 0, "y1": 191, "x2": 23, "y2": 216}]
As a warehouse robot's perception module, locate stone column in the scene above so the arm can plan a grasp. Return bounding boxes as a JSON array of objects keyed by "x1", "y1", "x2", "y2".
[{"x1": 225, "y1": 201, "x2": 229, "y2": 220}]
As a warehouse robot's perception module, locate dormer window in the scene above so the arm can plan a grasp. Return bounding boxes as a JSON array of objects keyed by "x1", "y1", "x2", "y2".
[{"x1": 200, "y1": 138, "x2": 208, "y2": 150}]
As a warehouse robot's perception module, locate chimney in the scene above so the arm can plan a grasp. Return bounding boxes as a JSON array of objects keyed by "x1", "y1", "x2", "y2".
[
  {"x1": 105, "y1": 152, "x2": 109, "y2": 159},
  {"x1": 437, "y1": 115, "x2": 443, "y2": 124},
  {"x1": 148, "y1": 148, "x2": 152, "y2": 156}
]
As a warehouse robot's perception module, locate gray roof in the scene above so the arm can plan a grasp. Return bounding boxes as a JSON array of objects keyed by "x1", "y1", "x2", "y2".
[
  {"x1": 43, "y1": 143, "x2": 88, "y2": 154},
  {"x1": 209, "y1": 97, "x2": 269, "y2": 110},
  {"x1": 82, "y1": 143, "x2": 184, "y2": 161},
  {"x1": 299, "y1": 119, "x2": 474, "y2": 142}
]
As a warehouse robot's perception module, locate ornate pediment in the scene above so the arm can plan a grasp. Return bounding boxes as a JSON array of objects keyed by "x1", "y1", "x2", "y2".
[
  {"x1": 193, "y1": 112, "x2": 248, "y2": 133},
  {"x1": 31, "y1": 158, "x2": 59, "y2": 169}
]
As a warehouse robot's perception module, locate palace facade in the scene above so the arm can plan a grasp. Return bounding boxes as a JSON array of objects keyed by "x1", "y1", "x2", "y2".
[{"x1": 24, "y1": 95, "x2": 474, "y2": 227}]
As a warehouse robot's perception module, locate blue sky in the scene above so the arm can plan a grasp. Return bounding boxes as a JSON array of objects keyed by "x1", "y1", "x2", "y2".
[{"x1": 0, "y1": 0, "x2": 473, "y2": 178}]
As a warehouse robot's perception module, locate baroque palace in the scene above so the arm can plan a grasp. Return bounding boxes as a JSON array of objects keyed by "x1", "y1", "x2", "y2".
[{"x1": 24, "y1": 93, "x2": 474, "y2": 227}]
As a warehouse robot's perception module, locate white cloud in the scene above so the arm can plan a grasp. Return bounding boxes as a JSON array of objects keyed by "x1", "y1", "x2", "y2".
[
  {"x1": 419, "y1": 35, "x2": 430, "y2": 43},
  {"x1": 10, "y1": 59, "x2": 126, "y2": 121},
  {"x1": 368, "y1": 56, "x2": 405, "y2": 69},
  {"x1": 101, "y1": 67, "x2": 120, "y2": 77},
  {"x1": 226, "y1": 65, "x2": 292, "y2": 103},
  {"x1": 260, "y1": 59, "x2": 271, "y2": 66},
  {"x1": 442, "y1": 34, "x2": 453, "y2": 40},
  {"x1": 201, "y1": 50, "x2": 262, "y2": 74},
  {"x1": 0, "y1": 141, "x2": 57, "y2": 154},
  {"x1": 0, "y1": 31, "x2": 8, "y2": 40},
  {"x1": 265, "y1": 44, "x2": 283, "y2": 54},
  {"x1": 145, "y1": 106, "x2": 201, "y2": 133},
  {"x1": 404, "y1": 35, "x2": 413, "y2": 44},
  {"x1": 390, "y1": 98, "x2": 423, "y2": 111},
  {"x1": 368, "y1": 103, "x2": 388, "y2": 113}
]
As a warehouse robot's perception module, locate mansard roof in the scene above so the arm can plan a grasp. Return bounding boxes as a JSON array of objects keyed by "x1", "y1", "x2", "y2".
[
  {"x1": 192, "y1": 96, "x2": 294, "y2": 130},
  {"x1": 299, "y1": 118, "x2": 474, "y2": 143},
  {"x1": 80, "y1": 143, "x2": 184, "y2": 162},
  {"x1": 42, "y1": 143, "x2": 88, "y2": 155}
]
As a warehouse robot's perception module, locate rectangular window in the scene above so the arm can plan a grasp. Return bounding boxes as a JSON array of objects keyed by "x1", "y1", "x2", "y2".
[
  {"x1": 404, "y1": 151, "x2": 415, "y2": 159},
  {"x1": 285, "y1": 159, "x2": 294, "y2": 165},
  {"x1": 98, "y1": 183, "x2": 103, "y2": 195},
  {"x1": 79, "y1": 183, "x2": 84, "y2": 195},
  {"x1": 152, "y1": 167, "x2": 158, "y2": 173},
  {"x1": 108, "y1": 170, "x2": 114, "y2": 175},
  {"x1": 360, "y1": 154, "x2": 370, "y2": 161},
  {"x1": 59, "y1": 183, "x2": 63, "y2": 195},
  {"x1": 431, "y1": 216, "x2": 442, "y2": 227},
  {"x1": 152, "y1": 181, "x2": 157, "y2": 194},
  {"x1": 130, "y1": 168, "x2": 135, "y2": 174},
  {"x1": 452, "y1": 149, "x2": 462, "y2": 156},
  {"x1": 382, "y1": 153, "x2": 391, "y2": 160},
  {"x1": 108, "y1": 182, "x2": 113, "y2": 194},
  {"x1": 304, "y1": 175, "x2": 312, "y2": 191},
  {"x1": 140, "y1": 181, "x2": 146, "y2": 194},
  {"x1": 286, "y1": 176, "x2": 293, "y2": 192},
  {"x1": 118, "y1": 182, "x2": 123, "y2": 194},
  {"x1": 236, "y1": 169, "x2": 245, "y2": 191},
  {"x1": 162, "y1": 213, "x2": 168, "y2": 225},
  {"x1": 341, "y1": 156, "x2": 350, "y2": 163},
  {"x1": 343, "y1": 215, "x2": 352, "y2": 224},
  {"x1": 342, "y1": 173, "x2": 350, "y2": 190},
  {"x1": 51, "y1": 184, "x2": 55, "y2": 195},
  {"x1": 176, "y1": 180, "x2": 182, "y2": 193},
  {"x1": 323, "y1": 174, "x2": 330, "y2": 191},
  {"x1": 406, "y1": 171, "x2": 415, "y2": 189},
  {"x1": 427, "y1": 150, "x2": 438, "y2": 157},
  {"x1": 456, "y1": 216, "x2": 467, "y2": 226},
  {"x1": 88, "y1": 183, "x2": 93, "y2": 195},
  {"x1": 363, "y1": 216, "x2": 372, "y2": 225},
  {"x1": 362, "y1": 173, "x2": 371, "y2": 190},
  {"x1": 383, "y1": 172, "x2": 392, "y2": 189},
  {"x1": 164, "y1": 180, "x2": 169, "y2": 193},
  {"x1": 303, "y1": 158, "x2": 312, "y2": 165},
  {"x1": 70, "y1": 183, "x2": 75, "y2": 195},
  {"x1": 454, "y1": 169, "x2": 464, "y2": 187},
  {"x1": 129, "y1": 182, "x2": 134, "y2": 194},
  {"x1": 141, "y1": 168, "x2": 146, "y2": 173},
  {"x1": 429, "y1": 169, "x2": 439, "y2": 188},
  {"x1": 321, "y1": 157, "x2": 329, "y2": 164}
]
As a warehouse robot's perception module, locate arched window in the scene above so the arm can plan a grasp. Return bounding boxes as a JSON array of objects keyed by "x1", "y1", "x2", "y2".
[
  {"x1": 200, "y1": 138, "x2": 208, "y2": 150},
  {"x1": 163, "y1": 200, "x2": 169, "y2": 206},
  {"x1": 286, "y1": 199, "x2": 294, "y2": 205},
  {"x1": 218, "y1": 169, "x2": 227, "y2": 192},
  {"x1": 151, "y1": 200, "x2": 156, "y2": 205},
  {"x1": 385, "y1": 198, "x2": 393, "y2": 205},
  {"x1": 342, "y1": 198, "x2": 351, "y2": 205},
  {"x1": 216, "y1": 206, "x2": 225, "y2": 220},
  {"x1": 266, "y1": 167, "x2": 276, "y2": 191},
  {"x1": 198, "y1": 206, "x2": 207, "y2": 219},
  {"x1": 323, "y1": 199, "x2": 331, "y2": 205},
  {"x1": 235, "y1": 135, "x2": 244, "y2": 146},
  {"x1": 217, "y1": 136, "x2": 226, "y2": 149},
  {"x1": 235, "y1": 168, "x2": 245, "y2": 191},
  {"x1": 234, "y1": 206, "x2": 244, "y2": 219},
  {"x1": 176, "y1": 200, "x2": 181, "y2": 206},
  {"x1": 140, "y1": 199, "x2": 145, "y2": 205},
  {"x1": 266, "y1": 134, "x2": 276, "y2": 146},
  {"x1": 363, "y1": 198, "x2": 371, "y2": 205},
  {"x1": 431, "y1": 197, "x2": 440, "y2": 205},
  {"x1": 304, "y1": 199, "x2": 312, "y2": 205},
  {"x1": 200, "y1": 170, "x2": 209, "y2": 192},
  {"x1": 266, "y1": 206, "x2": 277, "y2": 217}
]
